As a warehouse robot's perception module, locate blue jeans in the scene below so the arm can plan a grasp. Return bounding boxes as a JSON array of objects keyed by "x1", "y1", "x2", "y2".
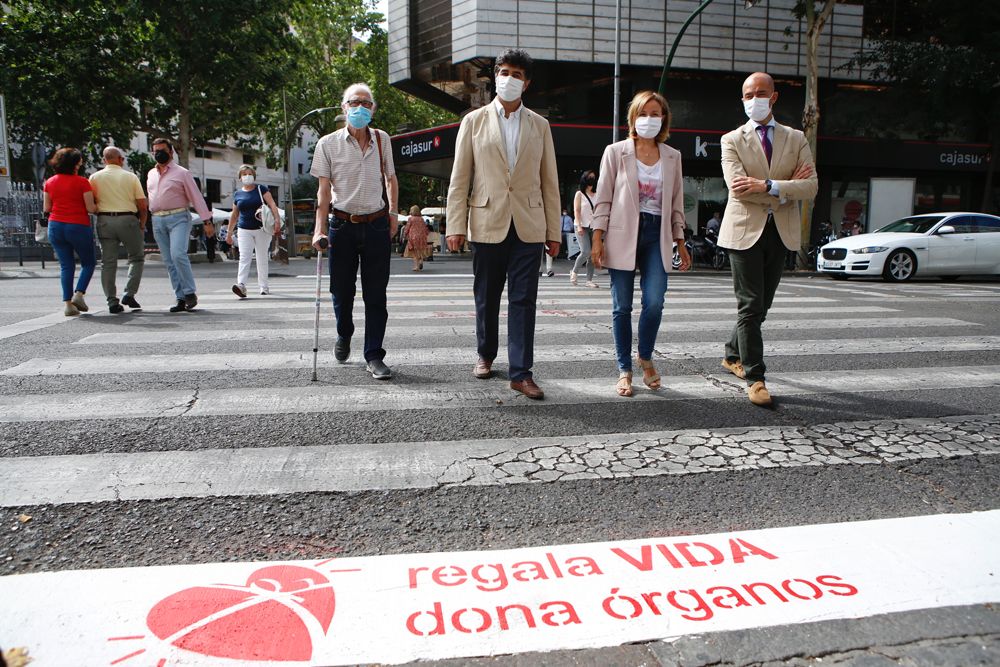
[
  {"x1": 328, "y1": 215, "x2": 391, "y2": 362},
  {"x1": 608, "y1": 213, "x2": 669, "y2": 372},
  {"x1": 152, "y1": 212, "x2": 196, "y2": 299},
  {"x1": 48, "y1": 220, "x2": 96, "y2": 302}
]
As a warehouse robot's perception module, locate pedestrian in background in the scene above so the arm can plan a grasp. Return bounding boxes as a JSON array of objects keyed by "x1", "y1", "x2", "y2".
[
  {"x1": 403, "y1": 204, "x2": 430, "y2": 271},
  {"x1": 718, "y1": 72, "x2": 817, "y2": 406},
  {"x1": 229, "y1": 165, "x2": 281, "y2": 298},
  {"x1": 147, "y1": 137, "x2": 211, "y2": 312},
  {"x1": 43, "y1": 147, "x2": 98, "y2": 316},
  {"x1": 591, "y1": 90, "x2": 691, "y2": 397},
  {"x1": 446, "y1": 48, "x2": 561, "y2": 400},
  {"x1": 203, "y1": 217, "x2": 217, "y2": 263},
  {"x1": 310, "y1": 82, "x2": 398, "y2": 380},
  {"x1": 560, "y1": 208, "x2": 574, "y2": 259},
  {"x1": 89, "y1": 146, "x2": 148, "y2": 313},
  {"x1": 571, "y1": 170, "x2": 598, "y2": 288}
]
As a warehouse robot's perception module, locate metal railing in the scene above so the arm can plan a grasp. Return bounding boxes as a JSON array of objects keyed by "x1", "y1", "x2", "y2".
[{"x1": 0, "y1": 185, "x2": 51, "y2": 267}]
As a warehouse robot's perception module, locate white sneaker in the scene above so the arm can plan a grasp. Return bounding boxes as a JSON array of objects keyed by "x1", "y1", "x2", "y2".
[
  {"x1": 569, "y1": 271, "x2": 578, "y2": 285},
  {"x1": 260, "y1": 288, "x2": 270, "y2": 295}
]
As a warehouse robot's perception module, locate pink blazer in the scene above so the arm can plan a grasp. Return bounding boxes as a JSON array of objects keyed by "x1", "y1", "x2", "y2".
[{"x1": 591, "y1": 138, "x2": 686, "y2": 272}]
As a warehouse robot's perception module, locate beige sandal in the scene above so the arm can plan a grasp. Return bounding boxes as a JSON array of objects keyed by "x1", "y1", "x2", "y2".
[
  {"x1": 616, "y1": 371, "x2": 633, "y2": 397},
  {"x1": 637, "y1": 356, "x2": 661, "y2": 390}
]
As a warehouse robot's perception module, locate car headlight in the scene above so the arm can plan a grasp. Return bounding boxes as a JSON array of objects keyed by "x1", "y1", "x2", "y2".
[{"x1": 850, "y1": 246, "x2": 890, "y2": 254}]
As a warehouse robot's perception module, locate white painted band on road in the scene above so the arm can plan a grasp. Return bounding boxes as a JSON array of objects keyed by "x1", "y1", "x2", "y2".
[
  {"x1": 2, "y1": 365, "x2": 1000, "y2": 423},
  {"x1": 72, "y1": 318, "x2": 973, "y2": 346},
  {"x1": 177, "y1": 296, "x2": 830, "y2": 309},
  {"x1": 1, "y1": 511, "x2": 997, "y2": 666},
  {"x1": 0, "y1": 312, "x2": 67, "y2": 341},
  {"x1": 7, "y1": 337, "x2": 1000, "y2": 376},
  {"x1": 2, "y1": 414, "x2": 996, "y2": 506},
  {"x1": 103, "y1": 306, "x2": 896, "y2": 322}
]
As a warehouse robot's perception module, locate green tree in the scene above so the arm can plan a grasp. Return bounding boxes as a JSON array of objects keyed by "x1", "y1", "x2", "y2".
[
  {"x1": 0, "y1": 0, "x2": 299, "y2": 168},
  {"x1": 852, "y1": 0, "x2": 1000, "y2": 212}
]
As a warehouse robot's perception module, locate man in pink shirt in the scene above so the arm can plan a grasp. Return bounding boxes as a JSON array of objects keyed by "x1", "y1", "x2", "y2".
[{"x1": 147, "y1": 137, "x2": 212, "y2": 312}]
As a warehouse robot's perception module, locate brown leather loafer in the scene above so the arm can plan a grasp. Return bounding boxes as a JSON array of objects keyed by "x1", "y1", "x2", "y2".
[
  {"x1": 747, "y1": 380, "x2": 773, "y2": 407},
  {"x1": 474, "y1": 358, "x2": 493, "y2": 379},
  {"x1": 722, "y1": 358, "x2": 746, "y2": 379},
  {"x1": 510, "y1": 378, "x2": 544, "y2": 400}
]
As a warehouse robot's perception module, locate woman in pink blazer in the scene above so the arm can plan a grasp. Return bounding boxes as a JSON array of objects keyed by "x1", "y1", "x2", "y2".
[{"x1": 591, "y1": 90, "x2": 692, "y2": 397}]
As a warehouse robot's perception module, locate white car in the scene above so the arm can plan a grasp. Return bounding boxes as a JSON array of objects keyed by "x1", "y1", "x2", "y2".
[{"x1": 817, "y1": 212, "x2": 1000, "y2": 282}]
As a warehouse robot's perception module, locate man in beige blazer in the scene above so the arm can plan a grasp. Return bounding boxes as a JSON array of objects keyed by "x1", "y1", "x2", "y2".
[
  {"x1": 718, "y1": 72, "x2": 817, "y2": 406},
  {"x1": 446, "y1": 48, "x2": 561, "y2": 400}
]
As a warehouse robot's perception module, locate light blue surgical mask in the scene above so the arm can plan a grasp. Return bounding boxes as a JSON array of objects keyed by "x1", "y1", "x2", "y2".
[{"x1": 347, "y1": 106, "x2": 372, "y2": 129}]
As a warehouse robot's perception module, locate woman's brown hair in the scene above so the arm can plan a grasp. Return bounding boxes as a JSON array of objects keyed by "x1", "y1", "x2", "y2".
[{"x1": 50, "y1": 147, "x2": 83, "y2": 175}]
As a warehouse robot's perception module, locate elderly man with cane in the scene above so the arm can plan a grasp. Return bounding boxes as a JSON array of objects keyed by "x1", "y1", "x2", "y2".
[{"x1": 310, "y1": 82, "x2": 399, "y2": 380}]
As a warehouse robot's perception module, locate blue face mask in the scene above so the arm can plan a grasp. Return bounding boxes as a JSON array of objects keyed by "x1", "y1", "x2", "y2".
[{"x1": 347, "y1": 106, "x2": 372, "y2": 129}]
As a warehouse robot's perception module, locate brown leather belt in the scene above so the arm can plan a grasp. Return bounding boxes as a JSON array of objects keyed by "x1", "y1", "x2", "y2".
[
  {"x1": 332, "y1": 207, "x2": 387, "y2": 224},
  {"x1": 98, "y1": 211, "x2": 138, "y2": 216}
]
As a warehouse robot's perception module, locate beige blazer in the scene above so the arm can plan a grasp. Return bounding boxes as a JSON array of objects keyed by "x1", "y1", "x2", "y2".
[
  {"x1": 718, "y1": 120, "x2": 818, "y2": 251},
  {"x1": 591, "y1": 138, "x2": 686, "y2": 272},
  {"x1": 446, "y1": 103, "x2": 561, "y2": 244}
]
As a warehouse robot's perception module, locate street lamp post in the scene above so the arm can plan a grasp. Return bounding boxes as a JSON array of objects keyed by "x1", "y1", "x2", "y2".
[
  {"x1": 283, "y1": 105, "x2": 339, "y2": 257},
  {"x1": 612, "y1": 0, "x2": 622, "y2": 143},
  {"x1": 658, "y1": 0, "x2": 760, "y2": 96}
]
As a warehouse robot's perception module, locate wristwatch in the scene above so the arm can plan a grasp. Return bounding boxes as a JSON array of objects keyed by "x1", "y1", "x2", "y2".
[{"x1": 764, "y1": 179, "x2": 773, "y2": 192}]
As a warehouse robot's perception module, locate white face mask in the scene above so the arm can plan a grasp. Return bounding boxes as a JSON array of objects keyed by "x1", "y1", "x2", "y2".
[
  {"x1": 495, "y1": 75, "x2": 524, "y2": 103},
  {"x1": 240, "y1": 174, "x2": 254, "y2": 185},
  {"x1": 634, "y1": 116, "x2": 662, "y2": 139},
  {"x1": 743, "y1": 96, "x2": 772, "y2": 122}
]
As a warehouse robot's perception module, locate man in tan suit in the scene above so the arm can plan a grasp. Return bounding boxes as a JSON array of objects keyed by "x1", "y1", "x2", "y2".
[
  {"x1": 446, "y1": 49, "x2": 561, "y2": 400},
  {"x1": 718, "y1": 72, "x2": 817, "y2": 406}
]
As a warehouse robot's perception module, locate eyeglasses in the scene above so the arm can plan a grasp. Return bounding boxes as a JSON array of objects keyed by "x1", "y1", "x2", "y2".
[{"x1": 346, "y1": 98, "x2": 374, "y2": 108}]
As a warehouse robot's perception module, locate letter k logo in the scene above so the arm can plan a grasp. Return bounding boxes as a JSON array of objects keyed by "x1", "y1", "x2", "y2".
[{"x1": 694, "y1": 136, "x2": 709, "y2": 158}]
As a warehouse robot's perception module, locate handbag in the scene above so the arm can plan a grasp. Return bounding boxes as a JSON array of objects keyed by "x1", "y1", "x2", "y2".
[
  {"x1": 34, "y1": 217, "x2": 49, "y2": 244},
  {"x1": 256, "y1": 185, "x2": 278, "y2": 235}
]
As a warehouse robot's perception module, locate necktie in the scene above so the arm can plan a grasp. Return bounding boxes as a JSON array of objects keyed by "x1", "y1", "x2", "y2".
[{"x1": 757, "y1": 125, "x2": 772, "y2": 165}]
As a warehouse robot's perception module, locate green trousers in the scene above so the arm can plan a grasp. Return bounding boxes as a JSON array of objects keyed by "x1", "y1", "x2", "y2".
[
  {"x1": 96, "y1": 214, "x2": 145, "y2": 305},
  {"x1": 724, "y1": 219, "x2": 787, "y2": 385}
]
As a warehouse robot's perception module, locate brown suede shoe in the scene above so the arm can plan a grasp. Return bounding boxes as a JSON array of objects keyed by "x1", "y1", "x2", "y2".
[
  {"x1": 747, "y1": 381, "x2": 773, "y2": 407},
  {"x1": 721, "y1": 358, "x2": 746, "y2": 379},
  {"x1": 510, "y1": 378, "x2": 544, "y2": 400},
  {"x1": 474, "y1": 358, "x2": 493, "y2": 379}
]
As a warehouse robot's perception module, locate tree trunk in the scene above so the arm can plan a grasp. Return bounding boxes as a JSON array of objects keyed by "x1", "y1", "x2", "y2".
[
  {"x1": 799, "y1": 0, "x2": 837, "y2": 266},
  {"x1": 177, "y1": 82, "x2": 191, "y2": 169}
]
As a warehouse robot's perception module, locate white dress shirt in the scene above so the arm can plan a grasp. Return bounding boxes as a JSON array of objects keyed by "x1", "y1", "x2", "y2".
[{"x1": 494, "y1": 97, "x2": 522, "y2": 171}]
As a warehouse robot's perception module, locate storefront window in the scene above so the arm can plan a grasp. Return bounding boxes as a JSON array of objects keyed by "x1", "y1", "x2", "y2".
[
  {"x1": 914, "y1": 178, "x2": 965, "y2": 214},
  {"x1": 830, "y1": 180, "x2": 869, "y2": 235},
  {"x1": 683, "y1": 176, "x2": 728, "y2": 236}
]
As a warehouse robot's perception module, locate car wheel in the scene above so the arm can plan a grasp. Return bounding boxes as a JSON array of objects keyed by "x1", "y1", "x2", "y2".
[
  {"x1": 712, "y1": 250, "x2": 726, "y2": 270},
  {"x1": 882, "y1": 249, "x2": 917, "y2": 282},
  {"x1": 939, "y1": 275, "x2": 960, "y2": 282}
]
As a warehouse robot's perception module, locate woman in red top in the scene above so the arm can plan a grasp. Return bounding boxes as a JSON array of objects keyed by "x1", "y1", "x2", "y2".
[
  {"x1": 403, "y1": 205, "x2": 430, "y2": 271},
  {"x1": 44, "y1": 147, "x2": 97, "y2": 316}
]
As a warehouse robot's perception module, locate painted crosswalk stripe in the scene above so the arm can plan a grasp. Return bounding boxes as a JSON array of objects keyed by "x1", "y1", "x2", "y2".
[
  {"x1": 0, "y1": 312, "x2": 68, "y2": 340},
  {"x1": 177, "y1": 296, "x2": 833, "y2": 312},
  {"x1": 8, "y1": 338, "x2": 1000, "y2": 376},
  {"x1": 115, "y1": 305, "x2": 897, "y2": 321},
  {"x1": 72, "y1": 318, "x2": 978, "y2": 346},
  {"x1": 2, "y1": 414, "x2": 997, "y2": 506},
  {"x1": 2, "y1": 365, "x2": 1000, "y2": 422}
]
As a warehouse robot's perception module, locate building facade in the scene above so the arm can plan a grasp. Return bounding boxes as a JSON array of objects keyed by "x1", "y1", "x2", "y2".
[{"x1": 387, "y1": 0, "x2": 991, "y2": 238}]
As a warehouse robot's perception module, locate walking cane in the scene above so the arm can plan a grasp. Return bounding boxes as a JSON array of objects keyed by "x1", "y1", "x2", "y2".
[{"x1": 311, "y1": 237, "x2": 329, "y2": 382}]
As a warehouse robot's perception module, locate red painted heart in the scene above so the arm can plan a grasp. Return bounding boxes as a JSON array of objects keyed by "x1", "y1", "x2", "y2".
[{"x1": 146, "y1": 565, "x2": 335, "y2": 661}]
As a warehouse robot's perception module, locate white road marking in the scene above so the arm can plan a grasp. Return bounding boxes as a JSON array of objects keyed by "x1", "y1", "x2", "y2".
[
  {"x1": 1, "y1": 511, "x2": 997, "y2": 666},
  {"x1": 8, "y1": 337, "x2": 1000, "y2": 376},
  {"x1": 2, "y1": 365, "x2": 1000, "y2": 422},
  {"x1": 0, "y1": 312, "x2": 67, "y2": 340},
  {"x1": 73, "y1": 318, "x2": 976, "y2": 346}
]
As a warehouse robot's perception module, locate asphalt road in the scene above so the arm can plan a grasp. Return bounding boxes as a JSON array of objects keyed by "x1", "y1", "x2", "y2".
[{"x1": 1, "y1": 254, "x2": 998, "y2": 666}]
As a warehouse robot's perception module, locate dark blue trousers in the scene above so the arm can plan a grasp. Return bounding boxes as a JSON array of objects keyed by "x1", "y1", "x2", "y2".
[
  {"x1": 471, "y1": 224, "x2": 544, "y2": 381},
  {"x1": 328, "y1": 215, "x2": 390, "y2": 362}
]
